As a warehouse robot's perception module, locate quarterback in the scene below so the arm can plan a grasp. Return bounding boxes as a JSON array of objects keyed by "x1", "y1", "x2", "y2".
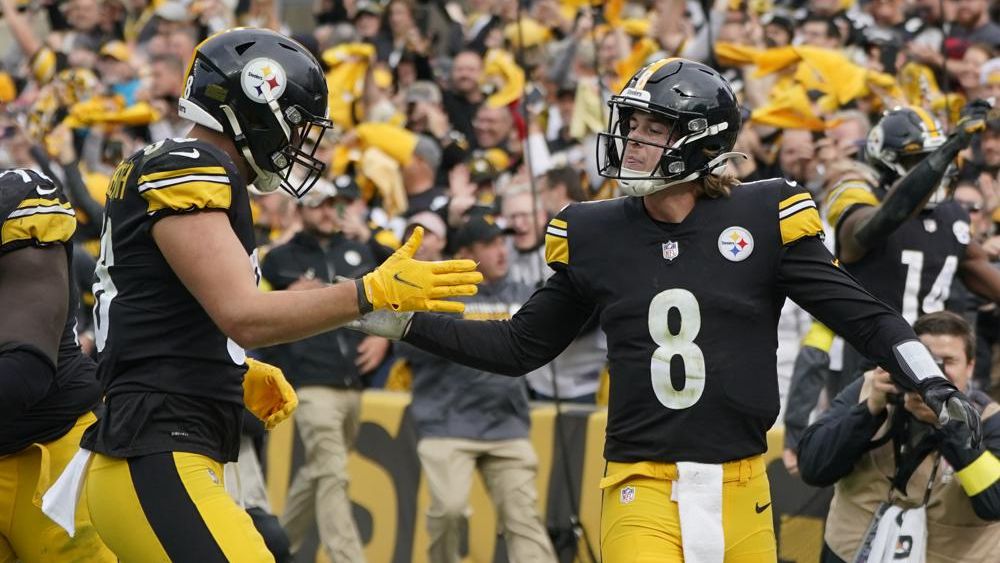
[
  {"x1": 355, "y1": 58, "x2": 984, "y2": 561},
  {"x1": 53, "y1": 28, "x2": 481, "y2": 563}
]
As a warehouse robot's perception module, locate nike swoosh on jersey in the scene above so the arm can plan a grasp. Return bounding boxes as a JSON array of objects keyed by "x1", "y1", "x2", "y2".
[
  {"x1": 755, "y1": 501, "x2": 771, "y2": 514},
  {"x1": 393, "y1": 272, "x2": 421, "y2": 289},
  {"x1": 36, "y1": 185, "x2": 57, "y2": 195},
  {"x1": 169, "y1": 149, "x2": 201, "y2": 159}
]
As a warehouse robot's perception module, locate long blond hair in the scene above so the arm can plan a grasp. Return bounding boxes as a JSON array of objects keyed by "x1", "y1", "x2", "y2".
[{"x1": 699, "y1": 170, "x2": 740, "y2": 198}]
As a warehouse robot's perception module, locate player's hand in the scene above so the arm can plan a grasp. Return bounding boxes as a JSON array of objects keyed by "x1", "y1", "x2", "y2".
[
  {"x1": 782, "y1": 448, "x2": 799, "y2": 476},
  {"x1": 355, "y1": 335, "x2": 390, "y2": 373},
  {"x1": 348, "y1": 309, "x2": 414, "y2": 340},
  {"x1": 864, "y1": 368, "x2": 899, "y2": 416},
  {"x1": 921, "y1": 383, "x2": 983, "y2": 449},
  {"x1": 954, "y1": 99, "x2": 992, "y2": 145},
  {"x1": 360, "y1": 226, "x2": 482, "y2": 313},
  {"x1": 243, "y1": 358, "x2": 298, "y2": 430}
]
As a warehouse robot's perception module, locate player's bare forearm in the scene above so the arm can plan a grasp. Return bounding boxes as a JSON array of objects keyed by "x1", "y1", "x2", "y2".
[{"x1": 960, "y1": 242, "x2": 1000, "y2": 304}]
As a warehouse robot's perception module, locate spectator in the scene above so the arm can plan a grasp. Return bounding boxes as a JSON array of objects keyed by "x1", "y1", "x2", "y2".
[
  {"x1": 949, "y1": 0, "x2": 1000, "y2": 49},
  {"x1": 442, "y1": 50, "x2": 485, "y2": 144},
  {"x1": 261, "y1": 179, "x2": 387, "y2": 563},
  {"x1": 798, "y1": 311, "x2": 1000, "y2": 562},
  {"x1": 396, "y1": 215, "x2": 557, "y2": 563}
]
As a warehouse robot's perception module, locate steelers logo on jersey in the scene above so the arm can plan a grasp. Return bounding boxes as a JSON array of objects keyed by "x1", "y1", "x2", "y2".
[{"x1": 718, "y1": 226, "x2": 754, "y2": 262}]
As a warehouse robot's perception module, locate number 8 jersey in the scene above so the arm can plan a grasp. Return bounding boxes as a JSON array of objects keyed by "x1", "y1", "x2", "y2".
[
  {"x1": 80, "y1": 138, "x2": 257, "y2": 462},
  {"x1": 404, "y1": 178, "x2": 936, "y2": 464}
]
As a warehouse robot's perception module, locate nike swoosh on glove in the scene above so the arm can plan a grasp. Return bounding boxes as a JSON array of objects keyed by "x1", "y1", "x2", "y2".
[
  {"x1": 243, "y1": 358, "x2": 298, "y2": 431},
  {"x1": 360, "y1": 226, "x2": 483, "y2": 313},
  {"x1": 921, "y1": 382, "x2": 983, "y2": 449}
]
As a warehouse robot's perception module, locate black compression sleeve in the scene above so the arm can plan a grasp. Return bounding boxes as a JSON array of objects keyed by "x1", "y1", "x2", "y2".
[
  {"x1": 0, "y1": 343, "x2": 56, "y2": 423},
  {"x1": 779, "y1": 236, "x2": 948, "y2": 393},
  {"x1": 854, "y1": 134, "x2": 967, "y2": 248},
  {"x1": 403, "y1": 269, "x2": 595, "y2": 376}
]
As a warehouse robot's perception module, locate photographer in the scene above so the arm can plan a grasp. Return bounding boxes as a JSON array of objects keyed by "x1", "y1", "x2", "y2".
[{"x1": 798, "y1": 312, "x2": 1000, "y2": 562}]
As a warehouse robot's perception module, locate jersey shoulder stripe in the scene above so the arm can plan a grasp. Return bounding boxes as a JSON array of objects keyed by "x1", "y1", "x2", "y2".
[
  {"x1": 131, "y1": 140, "x2": 236, "y2": 216},
  {"x1": 775, "y1": 180, "x2": 823, "y2": 245},
  {"x1": 0, "y1": 169, "x2": 76, "y2": 252},
  {"x1": 802, "y1": 321, "x2": 835, "y2": 352},
  {"x1": 825, "y1": 180, "x2": 877, "y2": 228}
]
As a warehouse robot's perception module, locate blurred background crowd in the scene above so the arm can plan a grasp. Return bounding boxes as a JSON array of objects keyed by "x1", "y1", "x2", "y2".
[{"x1": 2, "y1": 0, "x2": 999, "y2": 404}]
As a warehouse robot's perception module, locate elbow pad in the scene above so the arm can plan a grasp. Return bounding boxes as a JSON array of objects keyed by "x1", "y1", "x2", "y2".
[{"x1": 0, "y1": 343, "x2": 57, "y2": 423}]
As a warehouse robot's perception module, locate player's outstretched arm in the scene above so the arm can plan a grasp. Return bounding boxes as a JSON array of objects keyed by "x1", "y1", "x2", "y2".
[
  {"x1": 959, "y1": 241, "x2": 1000, "y2": 304},
  {"x1": 153, "y1": 213, "x2": 480, "y2": 349},
  {"x1": 399, "y1": 270, "x2": 595, "y2": 376},
  {"x1": 779, "y1": 235, "x2": 982, "y2": 447}
]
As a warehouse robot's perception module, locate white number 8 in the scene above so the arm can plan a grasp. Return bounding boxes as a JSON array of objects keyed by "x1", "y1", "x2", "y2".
[{"x1": 649, "y1": 289, "x2": 706, "y2": 409}]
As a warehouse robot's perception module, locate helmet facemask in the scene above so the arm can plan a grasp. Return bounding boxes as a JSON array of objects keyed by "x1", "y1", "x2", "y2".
[{"x1": 598, "y1": 96, "x2": 738, "y2": 197}]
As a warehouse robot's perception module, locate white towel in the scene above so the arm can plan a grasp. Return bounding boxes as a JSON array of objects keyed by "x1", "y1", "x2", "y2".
[
  {"x1": 40, "y1": 448, "x2": 93, "y2": 537},
  {"x1": 676, "y1": 461, "x2": 725, "y2": 563}
]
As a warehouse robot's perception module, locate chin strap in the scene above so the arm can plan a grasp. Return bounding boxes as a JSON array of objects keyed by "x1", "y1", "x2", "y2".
[
  {"x1": 706, "y1": 152, "x2": 749, "y2": 176},
  {"x1": 618, "y1": 152, "x2": 749, "y2": 197},
  {"x1": 220, "y1": 105, "x2": 281, "y2": 193}
]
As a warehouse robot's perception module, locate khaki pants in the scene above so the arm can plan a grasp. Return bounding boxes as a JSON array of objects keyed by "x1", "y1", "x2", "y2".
[
  {"x1": 417, "y1": 437, "x2": 556, "y2": 563},
  {"x1": 280, "y1": 386, "x2": 364, "y2": 563}
]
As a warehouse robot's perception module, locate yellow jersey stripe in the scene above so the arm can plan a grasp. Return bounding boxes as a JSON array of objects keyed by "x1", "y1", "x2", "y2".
[
  {"x1": 549, "y1": 218, "x2": 568, "y2": 229},
  {"x1": 142, "y1": 181, "x2": 232, "y2": 214},
  {"x1": 825, "y1": 183, "x2": 877, "y2": 227},
  {"x1": 545, "y1": 234, "x2": 569, "y2": 265},
  {"x1": 139, "y1": 166, "x2": 227, "y2": 184},
  {"x1": 2, "y1": 212, "x2": 76, "y2": 245},
  {"x1": 780, "y1": 207, "x2": 823, "y2": 245},
  {"x1": 778, "y1": 192, "x2": 812, "y2": 212},
  {"x1": 17, "y1": 198, "x2": 71, "y2": 210},
  {"x1": 956, "y1": 451, "x2": 1000, "y2": 496}
]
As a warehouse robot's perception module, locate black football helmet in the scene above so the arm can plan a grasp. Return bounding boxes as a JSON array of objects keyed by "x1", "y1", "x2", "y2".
[
  {"x1": 598, "y1": 58, "x2": 743, "y2": 196},
  {"x1": 866, "y1": 106, "x2": 946, "y2": 181},
  {"x1": 178, "y1": 28, "x2": 333, "y2": 197}
]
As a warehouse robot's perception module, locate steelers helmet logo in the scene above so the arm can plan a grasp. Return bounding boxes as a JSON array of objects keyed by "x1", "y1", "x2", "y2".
[
  {"x1": 718, "y1": 226, "x2": 754, "y2": 262},
  {"x1": 241, "y1": 57, "x2": 287, "y2": 103}
]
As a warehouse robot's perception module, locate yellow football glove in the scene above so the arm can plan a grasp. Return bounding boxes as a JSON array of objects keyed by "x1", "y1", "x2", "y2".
[
  {"x1": 358, "y1": 226, "x2": 483, "y2": 314},
  {"x1": 243, "y1": 358, "x2": 298, "y2": 431}
]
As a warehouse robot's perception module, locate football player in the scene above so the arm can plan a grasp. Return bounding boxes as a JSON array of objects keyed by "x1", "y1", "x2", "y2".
[
  {"x1": 826, "y1": 103, "x2": 1000, "y2": 386},
  {"x1": 70, "y1": 28, "x2": 481, "y2": 562},
  {"x1": 0, "y1": 168, "x2": 113, "y2": 562},
  {"x1": 353, "y1": 58, "x2": 983, "y2": 561}
]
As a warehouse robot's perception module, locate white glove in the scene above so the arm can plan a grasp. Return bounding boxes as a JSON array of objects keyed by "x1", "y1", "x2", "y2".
[{"x1": 348, "y1": 310, "x2": 414, "y2": 340}]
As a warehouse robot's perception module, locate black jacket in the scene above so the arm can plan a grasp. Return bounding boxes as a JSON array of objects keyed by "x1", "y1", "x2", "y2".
[{"x1": 259, "y1": 231, "x2": 376, "y2": 389}]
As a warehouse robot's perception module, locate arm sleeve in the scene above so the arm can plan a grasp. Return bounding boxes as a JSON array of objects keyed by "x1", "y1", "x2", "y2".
[
  {"x1": 940, "y1": 414, "x2": 1000, "y2": 520},
  {"x1": 403, "y1": 269, "x2": 595, "y2": 376},
  {"x1": 779, "y1": 235, "x2": 947, "y2": 393},
  {"x1": 797, "y1": 377, "x2": 888, "y2": 487}
]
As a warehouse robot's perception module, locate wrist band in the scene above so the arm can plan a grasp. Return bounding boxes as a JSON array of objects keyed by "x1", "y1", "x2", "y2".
[{"x1": 355, "y1": 278, "x2": 373, "y2": 314}]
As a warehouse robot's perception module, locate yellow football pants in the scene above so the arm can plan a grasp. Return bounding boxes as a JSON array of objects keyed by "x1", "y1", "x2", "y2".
[
  {"x1": 86, "y1": 451, "x2": 274, "y2": 563},
  {"x1": 0, "y1": 412, "x2": 114, "y2": 563},
  {"x1": 600, "y1": 455, "x2": 777, "y2": 562}
]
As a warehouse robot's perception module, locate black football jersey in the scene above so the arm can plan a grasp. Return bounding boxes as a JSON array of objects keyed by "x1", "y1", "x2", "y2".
[
  {"x1": 79, "y1": 138, "x2": 256, "y2": 461},
  {"x1": 0, "y1": 168, "x2": 100, "y2": 455},
  {"x1": 826, "y1": 180, "x2": 971, "y2": 325},
  {"x1": 405, "y1": 178, "x2": 941, "y2": 464}
]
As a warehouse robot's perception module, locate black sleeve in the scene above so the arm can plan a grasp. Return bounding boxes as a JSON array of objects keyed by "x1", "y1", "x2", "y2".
[
  {"x1": 784, "y1": 345, "x2": 831, "y2": 450},
  {"x1": 402, "y1": 269, "x2": 595, "y2": 376},
  {"x1": 939, "y1": 414, "x2": 1000, "y2": 520},
  {"x1": 0, "y1": 344, "x2": 56, "y2": 424},
  {"x1": 797, "y1": 377, "x2": 888, "y2": 487},
  {"x1": 779, "y1": 236, "x2": 944, "y2": 393}
]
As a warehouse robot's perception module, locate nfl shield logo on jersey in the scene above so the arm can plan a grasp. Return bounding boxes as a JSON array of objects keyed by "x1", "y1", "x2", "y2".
[{"x1": 662, "y1": 241, "x2": 679, "y2": 261}]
